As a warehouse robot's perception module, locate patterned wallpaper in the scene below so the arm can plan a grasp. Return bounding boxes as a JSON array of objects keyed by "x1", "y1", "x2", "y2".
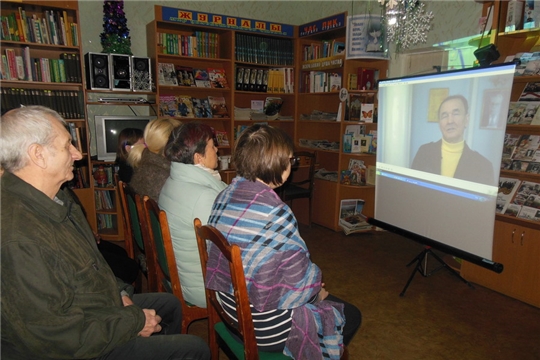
[{"x1": 79, "y1": 0, "x2": 483, "y2": 154}]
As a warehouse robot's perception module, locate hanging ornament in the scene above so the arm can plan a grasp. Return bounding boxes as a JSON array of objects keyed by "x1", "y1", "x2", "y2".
[{"x1": 381, "y1": 0, "x2": 434, "y2": 54}]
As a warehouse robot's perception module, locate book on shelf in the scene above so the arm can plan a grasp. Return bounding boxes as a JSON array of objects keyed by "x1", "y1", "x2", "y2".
[
  {"x1": 208, "y1": 96, "x2": 229, "y2": 118},
  {"x1": 176, "y1": 66, "x2": 195, "y2": 87},
  {"x1": 339, "y1": 199, "x2": 372, "y2": 235},
  {"x1": 193, "y1": 68, "x2": 211, "y2": 88},
  {"x1": 504, "y1": 180, "x2": 540, "y2": 221},
  {"x1": 357, "y1": 68, "x2": 377, "y2": 91},
  {"x1": 158, "y1": 63, "x2": 178, "y2": 86},
  {"x1": 349, "y1": 94, "x2": 363, "y2": 121},
  {"x1": 158, "y1": 95, "x2": 178, "y2": 117},
  {"x1": 176, "y1": 95, "x2": 195, "y2": 118},
  {"x1": 524, "y1": 0, "x2": 540, "y2": 29},
  {"x1": 361, "y1": 103, "x2": 374, "y2": 123},
  {"x1": 366, "y1": 165, "x2": 376, "y2": 185},
  {"x1": 263, "y1": 97, "x2": 283, "y2": 119},
  {"x1": 329, "y1": 73, "x2": 342, "y2": 92},
  {"x1": 192, "y1": 97, "x2": 213, "y2": 118},
  {"x1": 215, "y1": 130, "x2": 230, "y2": 147},
  {"x1": 497, "y1": 177, "x2": 522, "y2": 214},
  {"x1": 347, "y1": 159, "x2": 366, "y2": 185},
  {"x1": 208, "y1": 68, "x2": 229, "y2": 89},
  {"x1": 359, "y1": 135, "x2": 372, "y2": 153},
  {"x1": 505, "y1": 0, "x2": 524, "y2": 32},
  {"x1": 519, "y1": 82, "x2": 540, "y2": 101},
  {"x1": 235, "y1": 67, "x2": 244, "y2": 91}
]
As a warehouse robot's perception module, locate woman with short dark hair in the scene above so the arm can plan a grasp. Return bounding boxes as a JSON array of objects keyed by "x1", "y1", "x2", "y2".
[
  {"x1": 205, "y1": 124, "x2": 361, "y2": 359},
  {"x1": 159, "y1": 122, "x2": 227, "y2": 309}
]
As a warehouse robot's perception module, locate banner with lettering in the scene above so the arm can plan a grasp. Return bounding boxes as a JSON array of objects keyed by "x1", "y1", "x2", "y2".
[
  {"x1": 161, "y1": 7, "x2": 294, "y2": 37},
  {"x1": 346, "y1": 14, "x2": 388, "y2": 60},
  {"x1": 298, "y1": 13, "x2": 346, "y2": 37}
]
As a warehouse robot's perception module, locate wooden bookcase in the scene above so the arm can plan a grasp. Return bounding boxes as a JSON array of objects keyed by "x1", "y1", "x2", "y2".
[
  {"x1": 460, "y1": 1, "x2": 540, "y2": 308},
  {"x1": 85, "y1": 91, "x2": 157, "y2": 243},
  {"x1": 0, "y1": 0, "x2": 95, "y2": 226},
  {"x1": 146, "y1": 5, "x2": 297, "y2": 164},
  {"x1": 295, "y1": 13, "x2": 388, "y2": 231}
]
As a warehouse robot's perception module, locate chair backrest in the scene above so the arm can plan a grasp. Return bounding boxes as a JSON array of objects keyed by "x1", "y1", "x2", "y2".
[
  {"x1": 194, "y1": 218, "x2": 259, "y2": 360},
  {"x1": 144, "y1": 197, "x2": 208, "y2": 333},
  {"x1": 289, "y1": 151, "x2": 316, "y2": 191},
  {"x1": 117, "y1": 179, "x2": 136, "y2": 259}
]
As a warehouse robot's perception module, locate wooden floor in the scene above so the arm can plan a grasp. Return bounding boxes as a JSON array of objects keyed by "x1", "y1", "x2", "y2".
[{"x1": 187, "y1": 223, "x2": 540, "y2": 360}]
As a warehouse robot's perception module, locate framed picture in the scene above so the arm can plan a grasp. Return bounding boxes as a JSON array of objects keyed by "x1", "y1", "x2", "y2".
[
  {"x1": 427, "y1": 88, "x2": 449, "y2": 122},
  {"x1": 480, "y1": 89, "x2": 507, "y2": 129}
]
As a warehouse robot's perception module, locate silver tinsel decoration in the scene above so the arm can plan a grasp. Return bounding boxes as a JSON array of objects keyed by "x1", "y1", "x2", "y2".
[{"x1": 380, "y1": 0, "x2": 434, "y2": 54}]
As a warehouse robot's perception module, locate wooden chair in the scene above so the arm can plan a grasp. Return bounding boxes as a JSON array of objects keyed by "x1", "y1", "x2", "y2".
[
  {"x1": 194, "y1": 218, "x2": 291, "y2": 360},
  {"x1": 279, "y1": 151, "x2": 317, "y2": 226},
  {"x1": 117, "y1": 179, "x2": 159, "y2": 292},
  {"x1": 142, "y1": 196, "x2": 208, "y2": 334}
]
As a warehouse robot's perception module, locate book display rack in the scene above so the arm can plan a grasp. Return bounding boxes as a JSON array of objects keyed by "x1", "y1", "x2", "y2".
[
  {"x1": 461, "y1": 0, "x2": 540, "y2": 308},
  {"x1": 0, "y1": 0, "x2": 96, "y2": 229},
  {"x1": 147, "y1": 5, "x2": 297, "y2": 163},
  {"x1": 295, "y1": 12, "x2": 388, "y2": 230}
]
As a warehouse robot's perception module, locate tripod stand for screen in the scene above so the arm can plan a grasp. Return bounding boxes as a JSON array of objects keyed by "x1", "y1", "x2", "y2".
[{"x1": 400, "y1": 246, "x2": 474, "y2": 296}]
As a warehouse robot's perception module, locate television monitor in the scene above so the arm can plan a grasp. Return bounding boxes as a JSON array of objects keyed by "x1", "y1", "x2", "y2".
[
  {"x1": 94, "y1": 115, "x2": 156, "y2": 161},
  {"x1": 372, "y1": 63, "x2": 516, "y2": 270}
]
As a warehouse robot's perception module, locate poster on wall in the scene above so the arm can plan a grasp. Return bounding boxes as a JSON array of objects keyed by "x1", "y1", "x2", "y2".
[{"x1": 346, "y1": 14, "x2": 388, "y2": 60}]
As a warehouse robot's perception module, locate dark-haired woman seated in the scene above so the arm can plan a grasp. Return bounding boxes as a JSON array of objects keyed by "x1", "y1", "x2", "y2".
[{"x1": 205, "y1": 124, "x2": 361, "y2": 359}]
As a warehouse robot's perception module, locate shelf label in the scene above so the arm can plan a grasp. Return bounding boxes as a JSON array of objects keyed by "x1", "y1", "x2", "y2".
[
  {"x1": 299, "y1": 13, "x2": 346, "y2": 37},
  {"x1": 161, "y1": 6, "x2": 294, "y2": 37},
  {"x1": 301, "y1": 56, "x2": 343, "y2": 70}
]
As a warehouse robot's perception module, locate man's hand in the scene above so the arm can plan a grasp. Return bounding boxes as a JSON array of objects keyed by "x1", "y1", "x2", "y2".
[
  {"x1": 138, "y1": 309, "x2": 162, "y2": 337},
  {"x1": 122, "y1": 295, "x2": 134, "y2": 307},
  {"x1": 318, "y1": 287, "x2": 329, "y2": 302}
]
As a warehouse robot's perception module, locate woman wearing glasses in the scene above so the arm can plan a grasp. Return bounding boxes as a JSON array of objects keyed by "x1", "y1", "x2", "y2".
[{"x1": 205, "y1": 124, "x2": 361, "y2": 359}]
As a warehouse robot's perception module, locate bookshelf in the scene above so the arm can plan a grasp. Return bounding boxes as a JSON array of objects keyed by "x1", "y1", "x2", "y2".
[
  {"x1": 0, "y1": 0, "x2": 95, "y2": 227},
  {"x1": 460, "y1": 1, "x2": 540, "y2": 308},
  {"x1": 86, "y1": 90, "x2": 157, "y2": 242},
  {"x1": 295, "y1": 12, "x2": 388, "y2": 231},
  {"x1": 146, "y1": 5, "x2": 297, "y2": 166}
]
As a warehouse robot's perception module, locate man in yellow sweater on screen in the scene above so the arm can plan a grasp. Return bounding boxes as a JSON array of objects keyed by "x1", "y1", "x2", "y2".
[{"x1": 411, "y1": 94, "x2": 495, "y2": 186}]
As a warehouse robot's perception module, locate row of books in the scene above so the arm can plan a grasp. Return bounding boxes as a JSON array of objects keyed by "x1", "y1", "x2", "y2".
[
  {"x1": 158, "y1": 94, "x2": 229, "y2": 119},
  {"x1": 504, "y1": 0, "x2": 540, "y2": 32},
  {"x1": 95, "y1": 190, "x2": 114, "y2": 211},
  {"x1": 302, "y1": 39, "x2": 345, "y2": 61},
  {"x1": 235, "y1": 33, "x2": 294, "y2": 66},
  {"x1": 339, "y1": 199, "x2": 372, "y2": 235},
  {"x1": 303, "y1": 71, "x2": 341, "y2": 93},
  {"x1": 68, "y1": 123, "x2": 86, "y2": 154},
  {"x1": 158, "y1": 63, "x2": 229, "y2": 89},
  {"x1": 157, "y1": 31, "x2": 219, "y2": 58},
  {"x1": 507, "y1": 101, "x2": 540, "y2": 125},
  {"x1": 347, "y1": 93, "x2": 375, "y2": 122},
  {"x1": 66, "y1": 166, "x2": 90, "y2": 190},
  {"x1": 1, "y1": 88, "x2": 84, "y2": 119},
  {"x1": 1, "y1": 8, "x2": 78, "y2": 46},
  {"x1": 97, "y1": 214, "x2": 116, "y2": 231},
  {"x1": 496, "y1": 177, "x2": 540, "y2": 222},
  {"x1": 501, "y1": 134, "x2": 540, "y2": 173},
  {"x1": 2, "y1": 49, "x2": 81, "y2": 83},
  {"x1": 343, "y1": 124, "x2": 377, "y2": 154},
  {"x1": 236, "y1": 67, "x2": 294, "y2": 94}
]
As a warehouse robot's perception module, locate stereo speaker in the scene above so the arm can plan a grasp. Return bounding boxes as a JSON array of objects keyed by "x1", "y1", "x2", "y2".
[
  {"x1": 85, "y1": 52, "x2": 110, "y2": 90},
  {"x1": 131, "y1": 56, "x2": 152, "y2": 92},
  {"x1": 109, "y1": 54, "x2": 132, "y2": 91}
]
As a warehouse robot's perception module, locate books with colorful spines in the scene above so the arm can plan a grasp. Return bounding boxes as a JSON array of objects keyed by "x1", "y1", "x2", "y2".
[
  {"x1": 207, "y1": 96, "x2": 229, "y2": 118},
  {"x1": 215, "y1": 130, "x2": 230, "y2": 146},
  {"x1": 175, "y1": 66, "x2": 195, "y2": 87},
  {"x1": 208, "y1": 68, "x2": 229, "y2": 89},
  {"x1": 192, "y1": 97, "x2": 213, "y2": 118},
  {"x1": 158, "y1": 63, "x2": 178, "y2": 86},
  {"x1": 158, "y1": 95, "x2": 178, "y2": 117},
  {"x1": 176, "y1": 95, "x2": 195, "y2": 118},
  {"x1": 339, "y1": 199, "x2": 372, "y2": 235},
  {"x1": 193, "y1": 68, "x2": 211, "y2": 88}
]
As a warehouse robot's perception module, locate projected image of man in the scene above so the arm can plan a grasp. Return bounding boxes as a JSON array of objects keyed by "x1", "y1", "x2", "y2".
[{"x1": 411, "y1": 94, "x2": 495, "y2": 186}]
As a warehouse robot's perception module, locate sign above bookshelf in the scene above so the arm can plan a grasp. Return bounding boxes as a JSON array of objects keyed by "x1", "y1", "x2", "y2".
[{"x1": 159, "y1": 6, "x2": 294, "y2": 37}]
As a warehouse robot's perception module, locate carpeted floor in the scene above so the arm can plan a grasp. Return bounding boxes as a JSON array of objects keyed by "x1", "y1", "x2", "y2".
[{"x1": 188, "y1": 223, "x2": 540, "y2": 359}]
